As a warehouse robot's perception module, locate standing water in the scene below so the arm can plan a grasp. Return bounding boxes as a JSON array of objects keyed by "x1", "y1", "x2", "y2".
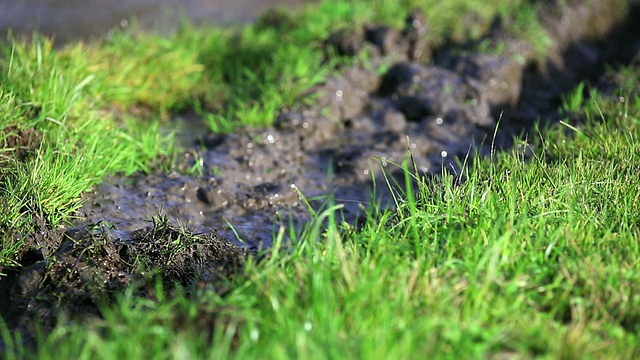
[{"x1": 0, "y1": 0, "x2": 316, "y2": 42}]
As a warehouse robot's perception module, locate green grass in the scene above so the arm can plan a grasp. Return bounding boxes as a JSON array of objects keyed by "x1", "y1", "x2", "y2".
[
  {"x1": 2, "y1": 0, "x2": 638, "y2": 357},
  {"x1": 0, "y1": 36, "x2": 180, "y2": 265},
  {"x1": 4, "y1": 64, "x2": 639, "y2": 358}
]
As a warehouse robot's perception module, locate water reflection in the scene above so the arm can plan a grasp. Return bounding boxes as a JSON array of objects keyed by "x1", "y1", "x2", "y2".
[{"x1": 1, "y1": 0, "x2": 315, "y2": 43}]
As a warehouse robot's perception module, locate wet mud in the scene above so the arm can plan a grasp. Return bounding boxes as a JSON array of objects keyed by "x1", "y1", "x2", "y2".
[{"x1": 2, "y1": 0, "x2": 640, "y2": 348}]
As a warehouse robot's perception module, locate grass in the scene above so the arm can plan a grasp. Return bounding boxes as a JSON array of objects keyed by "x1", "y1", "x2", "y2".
[
  {"x1": 3, "y1": 63, "x2": 639, "y2": 358},
  {"x1": 2, "y1": 0, "x2": 639, "y2": 358}
]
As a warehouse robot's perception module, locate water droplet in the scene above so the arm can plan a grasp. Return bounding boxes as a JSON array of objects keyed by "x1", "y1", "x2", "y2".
[
  {"x1": 120, "y1": 19, "x2": 129, "y2": 28},
  {"x1": 304, "y1": 321, "x2": 313, "y2": 332},
  {"x1": 247, "y1": 142, "x2": 253, "y2": 149},
  {"x1": 364, "y1": 169, "x2": 370, "y2": 175},
  {"x1": 250, "y1": 329, "x2": 259, "y2": 341},
  {"x1": 266, "y1": 134, "x2": 275, "y2": 144},
  {"x1": 440, "y1": 150, "x2": 448, "y2": 158},
  {"x1": 290, "y1": 184, "x2": 297, "y2": 189},
  {"x1": 620, "y1": 96, "x2": 625, "y2": 103},
  {"x1": 435, "y1": 117, "x2": 443, "y2": 125}
]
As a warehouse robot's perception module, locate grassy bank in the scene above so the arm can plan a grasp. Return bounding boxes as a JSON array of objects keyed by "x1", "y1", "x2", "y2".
[
  {"x1": 2, "y1": 0, "x2": 639, "y2": 358},
  {"x1": 5, "y1": 65, "x2": 639, "y2": 358}
]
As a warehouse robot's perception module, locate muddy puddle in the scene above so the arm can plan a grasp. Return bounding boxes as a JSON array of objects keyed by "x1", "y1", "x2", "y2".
[{"x1": 2, "y1": 0, "x2": 640, "y2": 349}]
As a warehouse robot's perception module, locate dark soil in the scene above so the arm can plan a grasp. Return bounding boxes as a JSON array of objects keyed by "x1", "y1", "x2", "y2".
[{"x1": 2, "y1": 0, "x2": 639, "y2": 350}]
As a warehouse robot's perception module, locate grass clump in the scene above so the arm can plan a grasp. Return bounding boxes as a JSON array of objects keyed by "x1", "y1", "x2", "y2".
[{"x1": 0, "y1": 37, "x2": 179, "y2": 266}]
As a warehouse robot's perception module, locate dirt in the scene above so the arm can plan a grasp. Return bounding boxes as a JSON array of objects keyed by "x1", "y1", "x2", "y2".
[{"x1": 1, "y1": 0, "x2": 640, "y2": 350}]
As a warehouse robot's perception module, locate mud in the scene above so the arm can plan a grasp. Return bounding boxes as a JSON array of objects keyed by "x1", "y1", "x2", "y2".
[{"x1": 2, "y1": 0, "x2": 640, "y2": 349}]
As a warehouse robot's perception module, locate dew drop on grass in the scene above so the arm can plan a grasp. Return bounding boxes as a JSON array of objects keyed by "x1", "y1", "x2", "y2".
[
  {"x1": 619, "y1": 96, "x2": 625, "y2": 103},
  {"x1": 304, "y1": 321, "x2": 313, "y2": 332},
  {"x1": 440, "y1": 150, "x2": 448, "y2": 158},
  {"x1": 250, "y1": 329, "x2": 259, "y2": 342},
  {"x1": 435, "y1": 117, "x2": 443, "y2": 125}
]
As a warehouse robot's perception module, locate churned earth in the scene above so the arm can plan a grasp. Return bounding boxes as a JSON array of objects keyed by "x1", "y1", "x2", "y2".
[
  {"x1": 1, "y1": 0, "x2": 639, "y2": 348},
  {"x1": 76, "y1": 0, "x2": 639, "y2": 247}
]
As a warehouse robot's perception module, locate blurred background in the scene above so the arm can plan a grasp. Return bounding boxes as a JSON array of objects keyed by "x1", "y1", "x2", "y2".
[{"x1": 0, "y1": 0, "x2": 314, "y2": 43}]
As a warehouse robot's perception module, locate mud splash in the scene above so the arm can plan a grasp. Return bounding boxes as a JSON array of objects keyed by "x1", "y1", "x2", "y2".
[{"x1": 2, "y1": 0, "x2": 640, "y2": 349}]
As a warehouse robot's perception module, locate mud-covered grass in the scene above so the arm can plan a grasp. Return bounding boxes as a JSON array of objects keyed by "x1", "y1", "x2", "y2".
[
  {"x1": 5, "y1": 65, "x2": 639, "y2": 358},
  {"x1": 1, "y1": 0, "x2": 639, "y2": 357}
]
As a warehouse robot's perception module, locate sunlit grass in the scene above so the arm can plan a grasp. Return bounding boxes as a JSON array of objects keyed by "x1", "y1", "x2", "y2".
[
  {"x1": 1, "y1": 0, "x2": 638, "y2": 357},
  {"x1": 0, "y1": 37, "x2": 177, "y2": 265},
  {"x1": 5, "y1": 63, "x2": 639, "y2": 358}
]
